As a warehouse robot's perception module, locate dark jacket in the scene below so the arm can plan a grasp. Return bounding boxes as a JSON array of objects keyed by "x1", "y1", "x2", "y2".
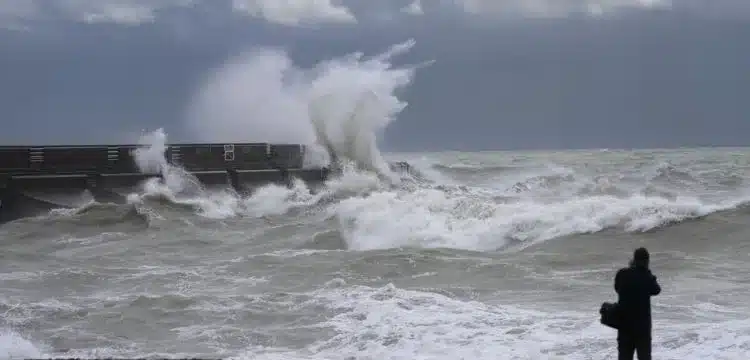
[{"x1": 614, "y1": 265, "x2": 661, "y2": 335}]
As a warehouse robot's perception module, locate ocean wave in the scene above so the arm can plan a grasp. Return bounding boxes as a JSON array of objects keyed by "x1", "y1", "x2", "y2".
[{"x1": 14, "y1": 149, "x2": 750, "y2": 254}]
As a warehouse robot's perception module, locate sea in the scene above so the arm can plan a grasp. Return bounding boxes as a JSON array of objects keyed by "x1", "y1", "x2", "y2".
[{"x1": 1, "y1": 147, "x2": 749, "y2": 360}]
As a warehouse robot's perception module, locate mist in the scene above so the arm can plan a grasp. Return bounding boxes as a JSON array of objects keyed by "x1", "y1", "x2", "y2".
[{"x1": 184, "y1": 40, "x2": 422, "y2": 176}]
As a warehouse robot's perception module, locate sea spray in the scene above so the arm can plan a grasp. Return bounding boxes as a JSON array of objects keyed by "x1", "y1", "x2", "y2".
[
  {"x1": 185, "y1": 39, "x2": 425, "y2": 181},
  {"x1": 133, "y1": 127, "x2": 168, "y2": 175},
  {"x1": 127, "y1": 128, "x2": 334, "y2": 219},
  {"x1": 131, "y1": 128, "x2": 204, "y2": 199},
  {"x1": 120, "y1": 40, "x2": 435, "y2": 218}
]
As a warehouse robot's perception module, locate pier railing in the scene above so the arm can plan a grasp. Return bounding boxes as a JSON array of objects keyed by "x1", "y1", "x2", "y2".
[{"x1": 0, "y1": 143, "x2": 307, "y2": 175}]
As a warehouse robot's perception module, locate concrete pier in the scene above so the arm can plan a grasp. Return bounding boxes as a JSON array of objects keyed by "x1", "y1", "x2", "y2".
[{"x1": 0, "y1": 143, "x2": 327, "y2": 223}]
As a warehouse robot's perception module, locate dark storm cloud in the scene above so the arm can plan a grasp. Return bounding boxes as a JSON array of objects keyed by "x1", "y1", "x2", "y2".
[{"x1": 0, "y1": 0, "x2": 748, "y2": 150}]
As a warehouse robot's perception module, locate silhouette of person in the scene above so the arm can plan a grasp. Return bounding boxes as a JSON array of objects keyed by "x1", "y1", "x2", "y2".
[{"x1": 614, "y1": 247, "x2": 661, "y2": 360}]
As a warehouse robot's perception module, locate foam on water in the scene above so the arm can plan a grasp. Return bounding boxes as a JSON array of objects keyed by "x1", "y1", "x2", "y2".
[
  {"x1": 3, "y1": 280, "x2": 750, "y2": 360},
  {"x1": 121, "y1": 125, "x2": 750, "y2": 254},
  {"x1": 0, "y1": 330, "x2": 44, "y2": 360},
  {"x1": 333, "y1": 184, "x2": 749, "y2": 251},
  {"x1": 230, "y1": 282, "x2": 750, "y2": 360},
  {"x1": 122, "y1": 127, "x2": 391, "y2": 221},
  {"x1": 51, "y1": 128, "x2": 750, "y2": 255}
]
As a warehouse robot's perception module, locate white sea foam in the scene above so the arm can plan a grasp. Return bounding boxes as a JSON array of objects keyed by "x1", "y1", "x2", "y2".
[
  {"x1": 233, "y1": 283, "x2": 750, "y2": 360},
  {"x1": 333, "y1": 185, "x2": 747, "y2": 251},
  {"x1": 0, "y1": 329, "x2": 44, "y2": 360}
]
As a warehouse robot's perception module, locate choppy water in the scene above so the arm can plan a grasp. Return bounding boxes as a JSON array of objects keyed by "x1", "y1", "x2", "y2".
[{"x1": 2, "y1": 148, "x2": 750, "y2": 360}]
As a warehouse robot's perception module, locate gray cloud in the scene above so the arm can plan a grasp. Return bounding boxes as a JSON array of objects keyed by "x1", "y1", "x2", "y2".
[
  {"x1": 401, "y1": 0, "x2": 424, "y2": 15},
  {"x1": 6, "y1": 0, "x2": 740, "y2": 30},
  {"x1": 0, "y1": 0, "x2": 356, "y2": 29},
  {"x1": 1, "y1": 0, "x2": 749, "y2": 151},
  {"x1": 454, "y1": 0, "x2": 669, "y2": 18}
]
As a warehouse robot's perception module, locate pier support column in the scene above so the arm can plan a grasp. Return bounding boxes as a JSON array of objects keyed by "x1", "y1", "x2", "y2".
[
  {"x1": 0, "y1": 175, "x2": 16, "y2": 223},
  {"x1": 86, "y1": 173, "x2": 128, "y2": 204},
  {"x1": 228, "y1": 169, "x2": 241, "y2": 192}
]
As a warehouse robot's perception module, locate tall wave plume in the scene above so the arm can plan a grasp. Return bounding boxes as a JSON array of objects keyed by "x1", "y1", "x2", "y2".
[
  {"x1": 132, "y1": 128, "x2": 204, "y2": 197},
  {"x1": 185, "y1": 39, "x2": 425, "y2": 181}
]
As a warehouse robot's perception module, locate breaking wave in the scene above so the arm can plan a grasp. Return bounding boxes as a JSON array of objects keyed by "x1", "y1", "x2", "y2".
[
  {"x1": 31, "y1": 128, "x2": 750, "y2": 254},
  {"x1": 120, "y1": 128, "x2": 750, "y2": 252},
  {"x1": 9, "y1": 40, "x2": 750, "y2": 254}
]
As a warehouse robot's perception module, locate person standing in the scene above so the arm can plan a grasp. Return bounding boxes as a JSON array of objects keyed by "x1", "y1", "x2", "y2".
[{"x1": 614, "y1": 247, "x2": 662, "y2": 360}]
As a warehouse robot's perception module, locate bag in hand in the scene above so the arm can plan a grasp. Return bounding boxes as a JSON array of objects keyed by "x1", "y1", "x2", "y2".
[{"x1": 600, "y1": 302, "x2": 620, "y2": 329}]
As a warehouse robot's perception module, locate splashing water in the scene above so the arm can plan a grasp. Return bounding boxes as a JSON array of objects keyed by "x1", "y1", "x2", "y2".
[
  {"x1": 132, "y1": 128, "x2": 169, "y2": 175},
  {"x1": 129, "y1": 128, "x2": 207, "y2": 205},
  {"x1": 106, "y1": 126, "x2": 750, "y2": 252},
  {"x1": 125, "y1": 128, "x2": 350, "y2": 219},
  {"x1": 185, "y1": 39, "x2": 425, "y2": 181}
]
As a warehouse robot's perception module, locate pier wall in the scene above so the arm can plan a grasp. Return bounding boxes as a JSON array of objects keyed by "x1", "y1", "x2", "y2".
[{"x1": 0, "y1": 143, "x2": 326, "y2": 223}]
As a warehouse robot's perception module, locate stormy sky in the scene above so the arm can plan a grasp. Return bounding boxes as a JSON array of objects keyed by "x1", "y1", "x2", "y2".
[{"x1": 1, "y1": 0, "x2": 749, "y2": 151}]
